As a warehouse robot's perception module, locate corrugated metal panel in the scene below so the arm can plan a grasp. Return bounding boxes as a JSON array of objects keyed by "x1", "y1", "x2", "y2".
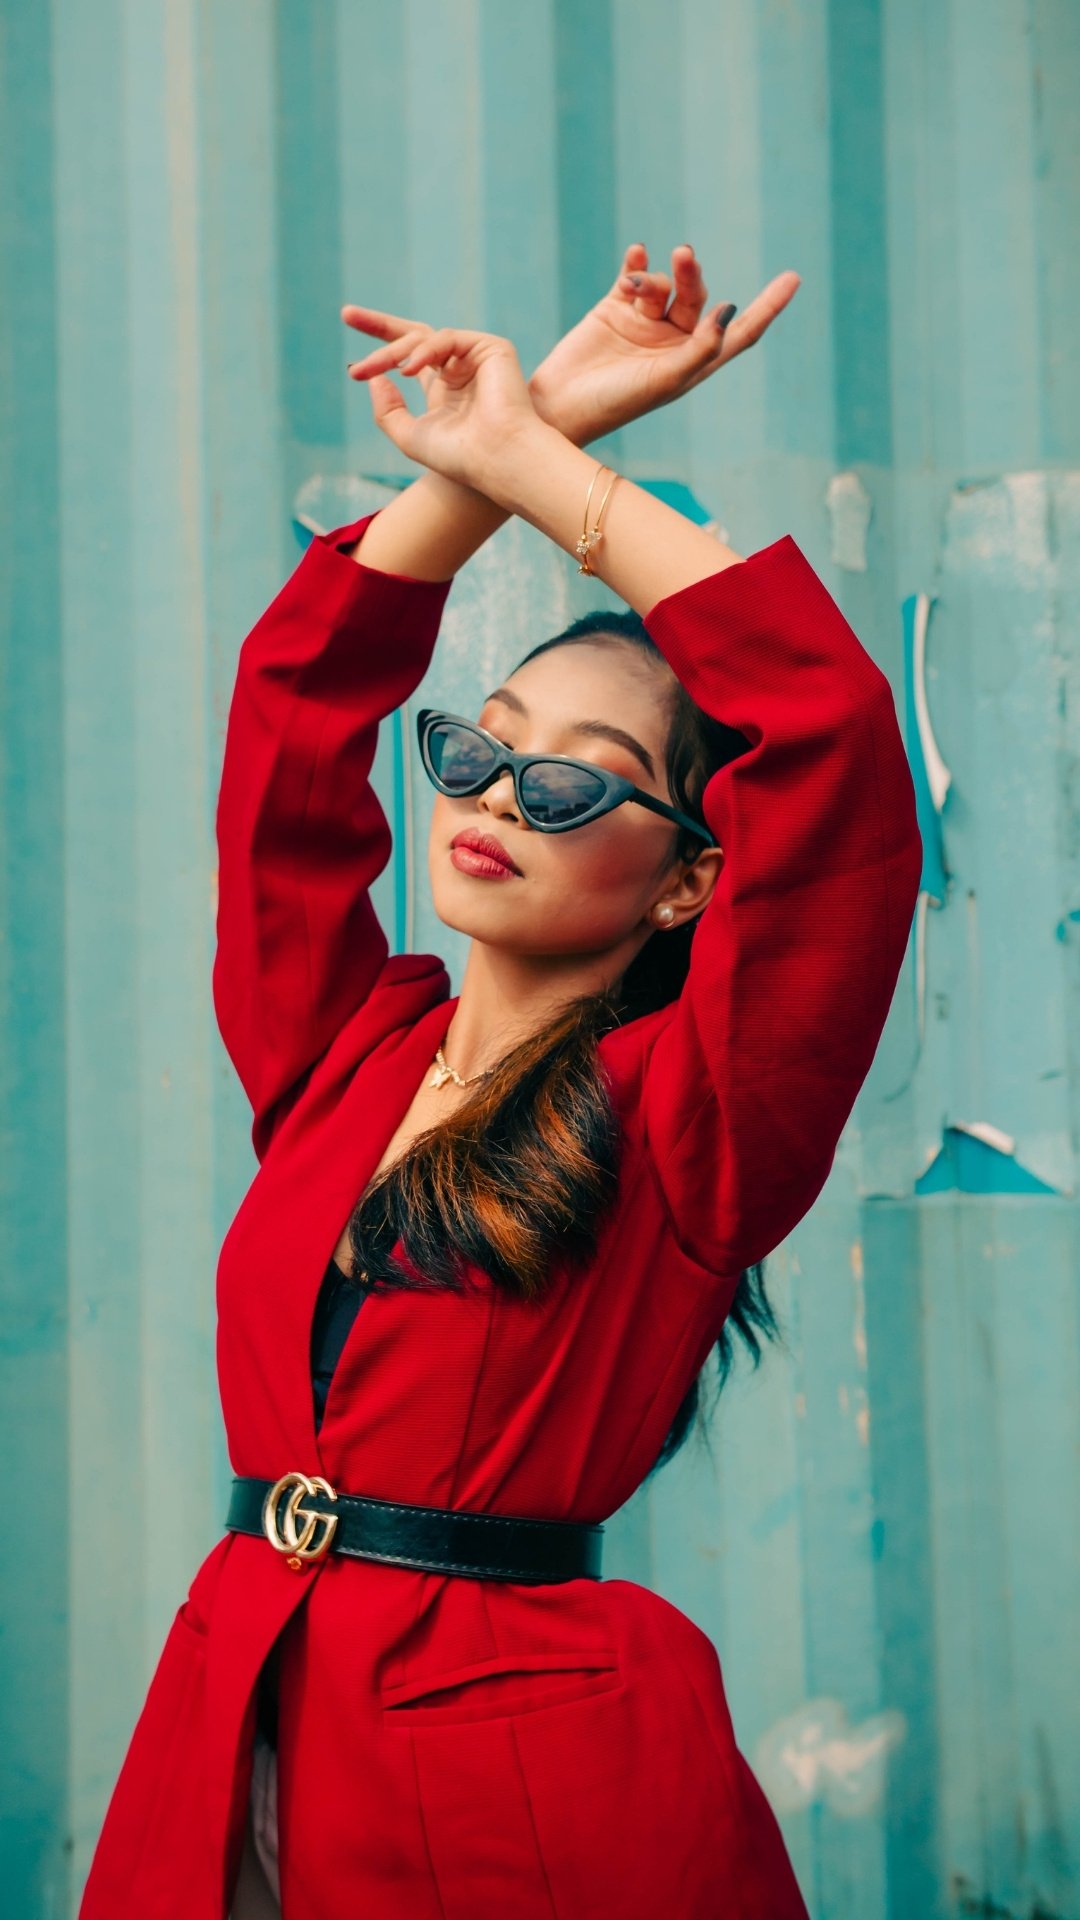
[{"x1": 1, "y1": 2, "x2": 1077, "y2": 1914}]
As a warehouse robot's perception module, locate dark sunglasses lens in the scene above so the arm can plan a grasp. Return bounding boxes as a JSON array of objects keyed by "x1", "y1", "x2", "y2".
[
  {"x1": 426, "y1": 722, "x2": 495, "y2": 792},
  {"x1": 521, "y1": 760, "x2": 609, "y2": 826}
]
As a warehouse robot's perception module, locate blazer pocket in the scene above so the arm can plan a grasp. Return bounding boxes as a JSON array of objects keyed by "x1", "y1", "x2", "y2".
[{"x1": 380, "y1": 1647, "x2": 624, "y2": 1726}]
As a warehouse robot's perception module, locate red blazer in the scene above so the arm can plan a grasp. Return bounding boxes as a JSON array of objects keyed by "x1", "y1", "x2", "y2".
[{"x1": 80, "y1": 511, "x2": 922, "y2": 1919}]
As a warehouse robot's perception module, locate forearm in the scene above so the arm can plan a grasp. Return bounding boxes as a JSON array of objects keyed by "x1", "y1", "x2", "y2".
[
  {"x1": 343, "y1": 467, "x2": 509, "y2": 582},
  {"x1": 480, "y1": 421, "x2": 745, "y2": 614}
]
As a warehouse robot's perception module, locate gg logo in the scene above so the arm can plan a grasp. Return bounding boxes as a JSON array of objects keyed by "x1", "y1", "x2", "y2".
[{"x1": 262, "y1": 1471, "x2": 339, "y2": 1571}]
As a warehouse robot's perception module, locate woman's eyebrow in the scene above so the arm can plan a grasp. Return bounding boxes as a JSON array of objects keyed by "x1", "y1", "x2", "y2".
[{"x1": 483, "y1": 686, "x2": 656, "y2": 781}]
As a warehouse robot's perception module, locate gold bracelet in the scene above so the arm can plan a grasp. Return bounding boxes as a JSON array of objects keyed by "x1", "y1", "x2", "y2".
[{"x1": 575, "y1": 464, "x2": 620, "y2": 575}]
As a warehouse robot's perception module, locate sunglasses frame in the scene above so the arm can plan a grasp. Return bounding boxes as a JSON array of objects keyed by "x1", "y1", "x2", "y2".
[{"x1": 415, "y1": 708, "x2": 718, "y2": 849}]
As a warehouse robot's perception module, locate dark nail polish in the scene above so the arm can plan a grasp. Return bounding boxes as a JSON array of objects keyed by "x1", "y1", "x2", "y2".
[
  {"x1": 629, "y1": 274, "x2": 643, "y2": 287},
  {"x1": 716, "y1": 303, "x2": 737, "y2": 329}
]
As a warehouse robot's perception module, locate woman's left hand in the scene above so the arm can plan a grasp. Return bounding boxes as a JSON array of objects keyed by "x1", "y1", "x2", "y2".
[{"x1": 346, "y1": 325, "x2": 538, "y2": 495}]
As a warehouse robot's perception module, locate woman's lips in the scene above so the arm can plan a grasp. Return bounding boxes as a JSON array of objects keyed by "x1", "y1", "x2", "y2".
[{"x1": 449, "y1": 845, "x2": 520, "y2": 879}]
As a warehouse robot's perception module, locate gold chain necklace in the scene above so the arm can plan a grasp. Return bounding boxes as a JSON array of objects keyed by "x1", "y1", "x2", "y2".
[{"x1": 429, "y1": 1045, "x2": 497, "y2": 1091}]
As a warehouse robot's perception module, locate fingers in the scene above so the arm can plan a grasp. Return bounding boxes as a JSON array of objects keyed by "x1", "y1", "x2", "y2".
[
  {"x1": 614, "y1": 242, "x2": 706, "y2": 330},
  {"x1": 346, "y1": 323, "x2": 431, "y2": 380},
  {"x1": 608, "y1": 241, "x2": 648, "y2": 296},
  {"x1": 675, "y1": 269, "x2": 802, "y2": 396},
  {"x1": 648, "y1": 288, "x2": 741, "y2": 392},
  {"x1": 342, "y1": 305, "x2": 446, "y2": 391},
  {"x1": 616, "y1": 265, "x2": 673, "y2": 322},
  {"x1": 411, "y1": 328, "x2": 483, "y2": 364},
  {"x1": 665, "y1": 244, "x2": 708, "y2": 332},
  {"x1": 393, "y1": 326, "x2": 486, "y2": 377},
  {"x1": 345, "y1": 318, "x2": 492, "y2": 410},
  {"x1": 712, "y1": 269, "x2": 801, "y2": 360},
  {"x1": 610, "y1": 245, "x2": 797, "y2": 360},
  {"x1": 668, "y1": 303, "x2": 740, "y2": 388},
  {"x1": 365, "y1": 371, "x2": 415, "y2": 449},
  {"x1": 341, "y1": 303, "x2": 425, "y2": 342}
]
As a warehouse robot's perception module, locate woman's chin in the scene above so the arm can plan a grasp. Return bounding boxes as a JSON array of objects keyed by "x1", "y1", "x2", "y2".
[
  {"x1": 430, "y1": 898, "x2": 560, "y2": 956},
  {"x1": 430, "y1": 872, "x2": 620, "y2": 957},
  {"x1": 429, "y1": 886, "x2": 515, "y2": 940}
]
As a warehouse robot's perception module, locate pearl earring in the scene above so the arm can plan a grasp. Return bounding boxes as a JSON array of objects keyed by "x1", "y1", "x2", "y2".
[{"x1": 655, "y1": 904, "x2": 675, "y2": 926}]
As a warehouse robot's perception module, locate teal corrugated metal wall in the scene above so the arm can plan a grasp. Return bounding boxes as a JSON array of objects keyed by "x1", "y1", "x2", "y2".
[{"x1": 2, "y1": 3, "x2": 1078, "y2": 1915}]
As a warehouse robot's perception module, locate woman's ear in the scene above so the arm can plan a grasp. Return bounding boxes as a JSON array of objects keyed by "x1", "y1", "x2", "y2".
[{"x1": 656, "y1": 844, "x2": 724, "y2": 928}]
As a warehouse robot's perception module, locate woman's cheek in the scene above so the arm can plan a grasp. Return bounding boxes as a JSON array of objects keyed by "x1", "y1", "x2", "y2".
[
  {"x1": 543, "y1": 848, "x2": 646, "y2": 941},
  {"x1": 580, "y1": 830, "x2": 653, "y2": 901}
]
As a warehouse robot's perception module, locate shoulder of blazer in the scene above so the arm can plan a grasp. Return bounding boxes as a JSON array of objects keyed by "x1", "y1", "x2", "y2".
[
  {"x1": 252, "y1": 950, "x2": 452, "y2": 1161},
  {"x1": 378, "y1": 951, "x2": 451, "y2": 988},
  {"x1": 327, "y1": 948, "x2": 452, "y2": 1068}
]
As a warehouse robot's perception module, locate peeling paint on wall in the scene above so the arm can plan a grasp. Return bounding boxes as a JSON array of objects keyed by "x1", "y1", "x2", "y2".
[
  {"x1": 945, "y1": 471, "x2": 1055, "y2": 588},
  {"x1": 850, "y1": 1239, "x2": 867, "y2": 1370},
  {"x1": 825, "y1": 470, "x2": 872, "y2": 571},
  {"x1": 753, "y1": 1697, "x2": 907, "y2": 1817},
  {"x1": 916, "y1": 1123, "x2": 1061, "y2": 1194}
]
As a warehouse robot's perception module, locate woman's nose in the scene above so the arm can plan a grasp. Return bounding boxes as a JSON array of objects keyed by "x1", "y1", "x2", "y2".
[{"x1": 477, "y1": 770, "x2": 521, "y2": 818}]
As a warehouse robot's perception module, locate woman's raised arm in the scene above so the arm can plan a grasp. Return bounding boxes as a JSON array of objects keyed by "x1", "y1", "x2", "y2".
[
  {"x1": 212, "y1": 511, "x2": 453, "y2": 1161},
  {"x1": 480, "y1": 421, "x2": 921, "y2": 1272}
]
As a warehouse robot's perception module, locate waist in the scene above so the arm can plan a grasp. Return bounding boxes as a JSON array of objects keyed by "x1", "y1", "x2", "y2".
[{"x1": 226, "y1": 1473, "x2": 605, "y2": 1584}]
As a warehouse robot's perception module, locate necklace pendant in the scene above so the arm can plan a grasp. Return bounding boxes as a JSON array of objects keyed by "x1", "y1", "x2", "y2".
[{"x1": 430, "y1": 1062, "x2": 455, "y2": 1088}]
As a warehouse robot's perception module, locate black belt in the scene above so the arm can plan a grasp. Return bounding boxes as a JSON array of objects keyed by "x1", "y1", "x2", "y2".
[{"x1": 226, "y1": 1473, "x2": 604, "y2": 1584}]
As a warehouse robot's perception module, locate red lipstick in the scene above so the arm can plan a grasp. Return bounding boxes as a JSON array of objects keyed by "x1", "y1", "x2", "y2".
[{"x1": 449, "y1": 829, "x2": 522, "y2": 878}]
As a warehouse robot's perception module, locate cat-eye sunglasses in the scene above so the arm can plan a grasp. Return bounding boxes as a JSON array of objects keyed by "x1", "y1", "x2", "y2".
[{"x1": 416, "y1": 708, "x2": 718, "y2": 846}]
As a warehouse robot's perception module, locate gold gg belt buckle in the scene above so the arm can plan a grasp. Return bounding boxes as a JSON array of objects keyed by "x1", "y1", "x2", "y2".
[{"x1": 262, "y1": 1471, "x2": 339, "y2": 1571}]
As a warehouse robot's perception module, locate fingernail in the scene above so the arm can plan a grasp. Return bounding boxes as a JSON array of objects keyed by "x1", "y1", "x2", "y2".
[
  {"x1": 399, "y1": 354, "x2": 417, "y2": 371},
  {"x1": 629, "y1": 274, "x2": 643, "y2": 287},
  {"x1": 716, "y1": 303, "x2": 737, "y2": 329}
]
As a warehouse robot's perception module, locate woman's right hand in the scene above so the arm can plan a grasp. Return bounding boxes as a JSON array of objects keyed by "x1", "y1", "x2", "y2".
[
  {"x1": 343, "y1": 243, "x2": 800, "y2": 455},
  {"x1": 526, "y1": 242, "x2": 801, "y2": 446}
]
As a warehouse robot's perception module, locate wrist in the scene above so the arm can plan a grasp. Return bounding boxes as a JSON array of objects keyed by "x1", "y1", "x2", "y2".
[
  {"x1": 526, "y1": 377, "x2": 589, "y2": 451},
  {"x1": 480, "y1": 416, "x2": 581, "y2": 516}
]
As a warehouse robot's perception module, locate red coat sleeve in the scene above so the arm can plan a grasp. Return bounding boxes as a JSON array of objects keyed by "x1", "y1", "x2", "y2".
[
  {"x1": 212, "y1": 509, "x2": 453, "y2": 1157},
  {"x1": 638, "y1": 535, "x2": 923, "y2": 1274}
]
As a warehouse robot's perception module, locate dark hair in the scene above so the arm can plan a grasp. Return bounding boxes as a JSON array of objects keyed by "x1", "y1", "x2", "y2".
[{"x1": 347, "y1": 608, "x2": 785, "y2": 1478}]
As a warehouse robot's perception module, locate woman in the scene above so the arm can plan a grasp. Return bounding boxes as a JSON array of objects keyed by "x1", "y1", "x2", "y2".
[{"x1": 79, "y1": 244, "x2": 922, "y2": 1919}]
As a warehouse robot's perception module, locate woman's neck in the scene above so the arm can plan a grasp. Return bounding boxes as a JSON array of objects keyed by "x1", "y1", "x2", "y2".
[{"x1": 440, "y1": 939, "x2": 625, "y2": 1079}]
